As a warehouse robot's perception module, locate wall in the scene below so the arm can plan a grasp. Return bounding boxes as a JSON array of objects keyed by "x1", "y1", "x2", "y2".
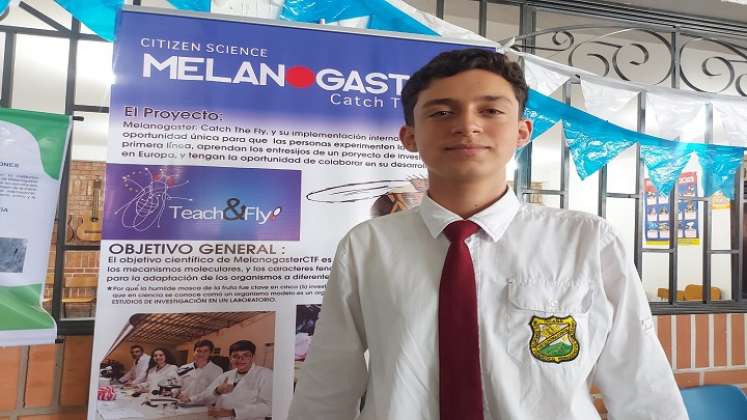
[
  {"x1": 105, "y1": 342, "x2": 161, "y2": 373},
  {"x1": 594, "y1": 314, "x2": 747, "y2": 417},
  {"x1": 0, "y1": 337, "x2": 91, "y2": 420},
  {"x1": 44, "y1": 161, "x2": 104, "y2": 319},
  {"x1": 174, "y1": 312, "x2": 276, "y2": 369},
  {"x1": 3, "y1": 317, "x2": 746, "y2": 419}
]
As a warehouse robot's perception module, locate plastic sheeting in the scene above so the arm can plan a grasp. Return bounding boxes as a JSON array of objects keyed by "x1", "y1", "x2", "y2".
[
  {"x1": 692, "y1": 143, "x2": 745, "y2": 199},
  {"x1": 562, "y1": 109, "x2": 637, "y2": 180},
  {"x1": 646, "y1": 91, "x2": 706, "y2": 141},
  {"x1": 211, "y1": 0, "x2": 283, "y2": 19},
  {"x1": 713, "y1": 100, "x2": 747, "y2": 147},
  {"x1": 579, "y1": 76, "x2": 640, "y2": 123},
  {"x1": 523, "y1": 56, "x2": 570, "y2": 96},
  {"x1": 523, "y1": 89, "x2": 563, "y2": 140},
  {"x1": 55, "y1": 0, "x2": 123, "y2": 41},
  {"x1": 0, "y1": 1, "x2": 10, "y2": 14},
  {"x1": 639, "y1": 137, "x2": 694, "y2": 196},
  {"x1": 279, "y1": 0, "x2": 436, "y2": 35},
  {"x1": 523, "y1": 88, "x2": 745, "y2": 196},
  {"x1": 168, "y1": 0, "x2": 210, "y2": 11}
]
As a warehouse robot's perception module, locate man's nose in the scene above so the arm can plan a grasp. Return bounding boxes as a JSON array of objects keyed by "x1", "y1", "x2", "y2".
[{"x1": 450, "y1": 111, "x2": 482, "y2": 136}]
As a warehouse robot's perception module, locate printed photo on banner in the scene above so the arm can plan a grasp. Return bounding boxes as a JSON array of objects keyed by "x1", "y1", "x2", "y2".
[
  {"x1": 0, "y1": 238, "x2": 27, "y2": 273},
  {"x1": 307, "y1": 177, "x2": 428, "y2": 217},
  {"x1": 293, "y1": 304, "x2": 321, "y2": 390},
  {"x1": 96, "y1": 311, "x2": 274, "y2": 420},
  {"x1": 644, "y1": 171, "x2": 700, "y2": 246}
]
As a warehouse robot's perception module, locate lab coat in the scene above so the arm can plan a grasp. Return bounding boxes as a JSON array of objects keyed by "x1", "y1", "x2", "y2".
[
  {"x1": 119, "y1": 353, "x2": 150, "y2": 385},
  {"x1": 140, "y1": 364, "x2": 178, "y2": 393},
  {"x1": 192, "y1": 364, "x2": 273, "y2": 420},
  {"x1": 178, "y1": 360, "x2": 223, "y2": 397}
]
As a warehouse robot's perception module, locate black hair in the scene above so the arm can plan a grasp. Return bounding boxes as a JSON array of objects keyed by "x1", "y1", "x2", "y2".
[
  {"x1": 147, "y1": 348, "x2": 175, "y2": 372},
  {"x1": 193, "y1": 339, "x2": 215, "y2": 352},
  {"x1": 130, "y1": 345, "x2": 144, "y2": 352},
  {"x1": 229, "y1": 340, "x2": 256, "y2": 355},
  {"x1": 401, "y1": 48, "x2": 528, "y2": 126}
]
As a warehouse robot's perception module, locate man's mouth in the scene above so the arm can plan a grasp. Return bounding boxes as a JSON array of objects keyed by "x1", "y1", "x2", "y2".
[{"x1": 445, "y1": 143, "x2": 489, "y2": 151}]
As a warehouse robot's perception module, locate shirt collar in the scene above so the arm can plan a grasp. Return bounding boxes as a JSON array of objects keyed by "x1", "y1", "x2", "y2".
[{"x1": 418, "y1": 187, "x2": 520, "y2": 242}]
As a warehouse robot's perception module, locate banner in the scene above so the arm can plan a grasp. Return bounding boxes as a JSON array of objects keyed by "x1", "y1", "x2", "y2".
[
  {"x1": 0, "y1": 108, "x2": 70, "y2": 346},
  {"x1": 89, "y1": 7, "x2": 485, "y2": 420}
]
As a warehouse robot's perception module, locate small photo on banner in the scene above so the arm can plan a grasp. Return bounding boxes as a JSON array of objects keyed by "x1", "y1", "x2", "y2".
[
  {"x1": 293, "y1": 304, "x2": 321, "y2": 391},
  {"x1": 644, "y1": 171, "x2": 700, "y2": 246},
  {"x1": 96, "y1": 311, "x2": 275, "y2": 420}
]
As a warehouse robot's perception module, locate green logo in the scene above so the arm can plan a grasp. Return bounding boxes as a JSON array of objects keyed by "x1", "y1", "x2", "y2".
[{"x1": 529, "y1": 315, "x2": 580, "y2": 363}]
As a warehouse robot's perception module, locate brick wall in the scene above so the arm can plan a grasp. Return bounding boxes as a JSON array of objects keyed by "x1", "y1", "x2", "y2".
[
  {"x1": 44, "y1": 161, "x2": 103, "y2": 317},
  {"x1": 4, "y1": 314, "x2": 744, "y2": 418},
  {"x1": 659, "y1": 314, "x2": 747, "y2": 389},
  {"x1": 65, "y1": 161, "x2": 105, "y2": 225},
  {"x1": 593, "y1": 313, "x2": 747, "y2": 417},
  {"x1": 0, "y1": 337, "x2": 91, "y2": 420}
]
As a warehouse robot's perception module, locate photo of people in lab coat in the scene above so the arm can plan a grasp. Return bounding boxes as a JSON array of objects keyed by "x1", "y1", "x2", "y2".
[
  {"x1": 293, "y1": 304, "x2": 321, "y2": 390},
  {"x1": 95, "y1": 311, "x2": 275, "y2": 419}
]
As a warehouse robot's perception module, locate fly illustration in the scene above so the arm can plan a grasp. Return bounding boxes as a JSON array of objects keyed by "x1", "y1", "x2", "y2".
[{"x1": 114, "y1": 167, "x2": 191, "y2": 232}]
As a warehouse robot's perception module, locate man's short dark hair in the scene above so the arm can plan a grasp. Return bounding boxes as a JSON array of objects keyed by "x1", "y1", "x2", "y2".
[
  {"x1": 229, "y1": 340, "x2": 256, "y2": 355},
  {"x1": 194, "y1": 339, "x2": 215, "y2": 351},
  {"x1": 401, "y1": 48, "x2": 528, "y2": 126},
  {"x1": 130, "y1": 345, "x2": 144, "y2": 352}
]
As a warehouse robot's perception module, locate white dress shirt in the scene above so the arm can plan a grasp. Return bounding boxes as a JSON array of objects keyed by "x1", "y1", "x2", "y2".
[
  {"x1": 191, "y1": 365, "x2": 273, "y2": 420},
  {"x1": 140, "y1": 363, "x2": 178, "y2": 392},
  {"x1": 288, "y1": 190, "x2": 688, "y2": 420},
  {"x1": 119, "y1": 353, "x2": 150, "y2": 385},
  {"x1": 178, "y1": 360, "x2": 224, "y2": 397}
]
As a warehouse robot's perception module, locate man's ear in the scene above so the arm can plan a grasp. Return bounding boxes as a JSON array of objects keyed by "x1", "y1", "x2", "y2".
[
  {"x1": 516, "y1": 118, "x2": 532, "y2": 149},
  {"x1": 399, "y1": 125, "x2": 418, "y2": 152}
]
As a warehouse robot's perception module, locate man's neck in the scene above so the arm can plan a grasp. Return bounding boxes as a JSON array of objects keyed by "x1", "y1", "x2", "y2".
[
  {"x1": 195, "y1": 360, "x2": 208, "y2": 369},
  {"x1": 427, "y1": 178, "x2": 508, "y2": 219}
]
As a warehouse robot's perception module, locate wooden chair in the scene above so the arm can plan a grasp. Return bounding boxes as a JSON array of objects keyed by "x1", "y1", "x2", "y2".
[
  {"x1": 657, "y1": 287, "x2": 685, "y2": 301},
  {"x1": 62, "y1": 275, "x2": 98, "y2": 317},
  {"x1": 684, "y1": 284, "x2": 721, "y2": 301}
]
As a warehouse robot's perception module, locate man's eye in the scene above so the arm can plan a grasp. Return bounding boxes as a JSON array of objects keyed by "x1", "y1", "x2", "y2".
[
  {"x1": 429, "y1": 110, "x2": 451, "y2": 118},
  {"x1": 483, "y1": 108, "x2": 504, "y2": 115}
]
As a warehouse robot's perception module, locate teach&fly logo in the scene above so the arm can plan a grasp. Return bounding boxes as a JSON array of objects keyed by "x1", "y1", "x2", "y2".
[
  {"x1": 114, "y1": 167, "x2": 282, "y2": 233},
  {"x1": 169, "y1": 198, "x2": 282, "y2": 224}
]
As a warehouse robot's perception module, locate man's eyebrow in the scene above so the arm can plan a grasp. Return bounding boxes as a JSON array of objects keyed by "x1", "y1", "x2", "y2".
[
  {"x1": 477, "y1": 95, "x2": 513, "y2": 103},
  {"x1": 420, "y1": 95, "x2": 514, "y2": 109},
  {"x1": 420, "y1": 98, "x2": 457, "y2": 109}
]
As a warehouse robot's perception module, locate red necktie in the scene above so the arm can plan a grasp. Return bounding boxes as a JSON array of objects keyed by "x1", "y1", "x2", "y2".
[{"x1": 439, "y1": 220, "x2": 484, "y2": 420}]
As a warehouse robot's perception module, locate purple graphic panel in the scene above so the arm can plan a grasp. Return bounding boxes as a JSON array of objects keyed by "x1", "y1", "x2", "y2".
[{"x1": 103, "y1": 164, "x2": 301, "y2": 240}]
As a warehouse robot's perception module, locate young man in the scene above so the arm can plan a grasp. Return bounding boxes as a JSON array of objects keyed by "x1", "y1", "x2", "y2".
[
  {"x1": 183, "y1": 340, "x2": 272, "y2": 420},
  {"x1": 176, "y1": 339, "x2": 224, "y2": 400},
  {"x1": 118, "y1": 344, "x2": 150, "y2": 386},
  {"x1": 288, "y1": 49, "x2": 688, "y2": 419}
]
